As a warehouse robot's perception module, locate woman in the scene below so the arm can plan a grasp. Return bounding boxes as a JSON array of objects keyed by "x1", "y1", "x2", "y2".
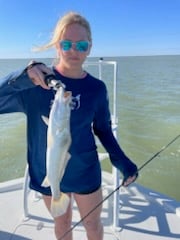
[{"x1": 0, "y1": 12, "x2": 138, "y2": 240}]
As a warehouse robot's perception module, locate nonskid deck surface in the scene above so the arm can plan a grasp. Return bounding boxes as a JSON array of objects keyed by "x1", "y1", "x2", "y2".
[{"x1": 0, "y1": 172, "x2": 180, "y2": 240}]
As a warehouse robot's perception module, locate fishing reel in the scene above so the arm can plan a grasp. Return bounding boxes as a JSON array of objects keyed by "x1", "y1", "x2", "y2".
[
  {"x1": 44, "y1": 74, "x2": 65, "y2": 90},
  {"x1": 25, "y1": 61, "x2": 65, "y2": 91}
]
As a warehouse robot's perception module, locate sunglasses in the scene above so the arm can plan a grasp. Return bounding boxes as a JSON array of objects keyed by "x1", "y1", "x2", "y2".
[{"x1": 60, "y1": 40, "x2": 90, "y2": 52}]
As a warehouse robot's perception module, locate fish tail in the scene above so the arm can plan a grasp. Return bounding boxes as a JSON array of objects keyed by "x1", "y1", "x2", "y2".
[{"x1": 51, "y1": 193, "x2": 70, "y2": 218}]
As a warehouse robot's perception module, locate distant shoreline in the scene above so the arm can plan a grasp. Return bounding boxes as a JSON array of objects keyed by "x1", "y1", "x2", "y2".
[{"x1": 0, "y1": 54, "x2": 180, "y2": 60}]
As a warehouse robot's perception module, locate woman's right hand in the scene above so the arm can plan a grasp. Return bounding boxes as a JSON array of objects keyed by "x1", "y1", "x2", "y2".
[{"x1": 26, "y1": 61, "x2": 53, "y2": 89}]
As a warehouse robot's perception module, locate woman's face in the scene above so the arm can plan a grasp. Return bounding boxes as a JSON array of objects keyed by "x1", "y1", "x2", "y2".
[{"x1": 56, "y1": 23, "x2": 91, "y2": 68}]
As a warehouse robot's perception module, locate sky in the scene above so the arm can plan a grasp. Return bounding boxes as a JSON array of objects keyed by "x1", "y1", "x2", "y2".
[{"x1": 0, "y1": 0, "x2": 180, "y2": 58}]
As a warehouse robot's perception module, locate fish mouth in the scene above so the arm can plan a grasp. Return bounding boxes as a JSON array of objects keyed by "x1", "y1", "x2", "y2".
[{"x1": 64, "y1": 91, "x2": 72, "y2": 98}]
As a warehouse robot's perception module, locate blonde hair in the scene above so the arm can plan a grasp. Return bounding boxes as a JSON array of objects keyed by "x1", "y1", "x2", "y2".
[{"x1": 37, "y1": 12, "x2": 92, "y2": 51}]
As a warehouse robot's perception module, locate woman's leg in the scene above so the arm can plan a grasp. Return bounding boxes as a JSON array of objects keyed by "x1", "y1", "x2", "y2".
[
  {"x1": 74, "y1": 188, "x2": 104, "y2": 240},
  {"x1": 43, "y1": 194, "x2": 72, "y2": 240}
]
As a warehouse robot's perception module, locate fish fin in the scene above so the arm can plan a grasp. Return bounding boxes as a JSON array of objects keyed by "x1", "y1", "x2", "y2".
[
  {"x1": 41, "y1": 115, "x2": 49, "y2": 126},
  {"x1": 41, "y1": 176, "x2": 50, "y2": 187},
  {"x1": 51, "y1": 193, "x2": 70, "y2": 218}
]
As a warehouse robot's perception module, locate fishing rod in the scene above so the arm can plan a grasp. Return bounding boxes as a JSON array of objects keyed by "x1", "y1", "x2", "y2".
[{"x1": 58, "y1": 134, "x2": 180, "y2": 240}]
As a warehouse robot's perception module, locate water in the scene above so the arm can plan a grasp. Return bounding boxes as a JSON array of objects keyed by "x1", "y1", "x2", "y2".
[{"x1": 0, "y1": 56, "x2": 180, "y2": 201}]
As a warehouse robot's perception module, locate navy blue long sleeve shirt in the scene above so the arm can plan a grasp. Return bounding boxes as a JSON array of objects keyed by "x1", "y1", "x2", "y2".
[{"x1": 0, "y1": 68, "x2": 137, "y2": 194}]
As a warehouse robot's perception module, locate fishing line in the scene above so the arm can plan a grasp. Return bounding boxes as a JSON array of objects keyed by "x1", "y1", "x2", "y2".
[{"x1": 58, "y1": 134, "x2": 180, "y2": 240}]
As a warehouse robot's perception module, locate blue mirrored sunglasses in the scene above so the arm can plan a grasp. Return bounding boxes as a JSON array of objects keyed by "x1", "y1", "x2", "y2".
[{"x1": 60, "y1": 40, "x2": 90, "y2": 52}]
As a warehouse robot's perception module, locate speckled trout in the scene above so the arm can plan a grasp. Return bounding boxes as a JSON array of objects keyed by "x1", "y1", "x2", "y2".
[{"x1": 42, "y1": 87, "x2": 72, "y2": 218}]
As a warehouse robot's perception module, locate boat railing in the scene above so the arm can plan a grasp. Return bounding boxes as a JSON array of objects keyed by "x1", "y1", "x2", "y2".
[
  {"x1": 23, "y1": 58, "x2": 120, "y2": 229},
  {"x1": 84, "y1": 58, "x2": 120, "y2": 229}
]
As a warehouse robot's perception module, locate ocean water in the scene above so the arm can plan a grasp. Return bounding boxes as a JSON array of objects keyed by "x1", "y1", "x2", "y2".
[{"x1": 0, "y1": 56, "x2": 180, "y2": 201}]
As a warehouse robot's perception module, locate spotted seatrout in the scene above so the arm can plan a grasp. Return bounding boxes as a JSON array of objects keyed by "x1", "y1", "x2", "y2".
[{"x1": 42, "y1": 87, "x2": 72, "y2": 218}]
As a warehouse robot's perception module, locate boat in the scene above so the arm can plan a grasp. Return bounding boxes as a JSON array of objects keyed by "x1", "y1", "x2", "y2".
[
  {"x1": 0, "y1": 59, "x2": 180, "y2": 240},
  {"x1": 1, "y1": 171, "x2": 180, "y2": 240}
]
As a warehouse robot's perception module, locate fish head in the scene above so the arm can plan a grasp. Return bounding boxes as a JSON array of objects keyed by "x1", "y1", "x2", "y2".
[{"x1": 53, "y1": 87, "x2": 72, "y2": 123}]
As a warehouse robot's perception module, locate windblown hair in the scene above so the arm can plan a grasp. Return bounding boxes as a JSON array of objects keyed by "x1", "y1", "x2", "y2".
[{"x1": 36, "y1": 12, "x2": 92, "y2": 51}]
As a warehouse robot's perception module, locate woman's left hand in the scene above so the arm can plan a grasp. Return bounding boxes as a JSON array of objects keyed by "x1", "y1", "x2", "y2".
[{"x1": 122, "y1": 172, "x2": 138, "y2": 187}]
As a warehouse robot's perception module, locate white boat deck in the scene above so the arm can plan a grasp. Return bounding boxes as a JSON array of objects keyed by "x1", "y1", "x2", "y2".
[{"x1": 0, "y1": 171, "x2": 180, "y2": 240}]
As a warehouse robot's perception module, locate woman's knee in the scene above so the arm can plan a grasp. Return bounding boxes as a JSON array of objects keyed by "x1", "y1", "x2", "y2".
[
  {"x1": 43, "y1": 194, "x2": 72, "y2": 239},
  {"x1": 55, "y1": 216, "x2": 71, "y2": 228},
  {"x1": 83, "y1": 218, "x2": 103, "y2": 232},
  {"x1": 54, "y1": 209, "x2": 72, "y2": 239}
]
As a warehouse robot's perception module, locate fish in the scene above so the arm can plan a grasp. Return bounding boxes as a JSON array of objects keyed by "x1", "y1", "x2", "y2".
[{"x1": 41, "y1": 86, "x2": 72, "y2": 218}]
